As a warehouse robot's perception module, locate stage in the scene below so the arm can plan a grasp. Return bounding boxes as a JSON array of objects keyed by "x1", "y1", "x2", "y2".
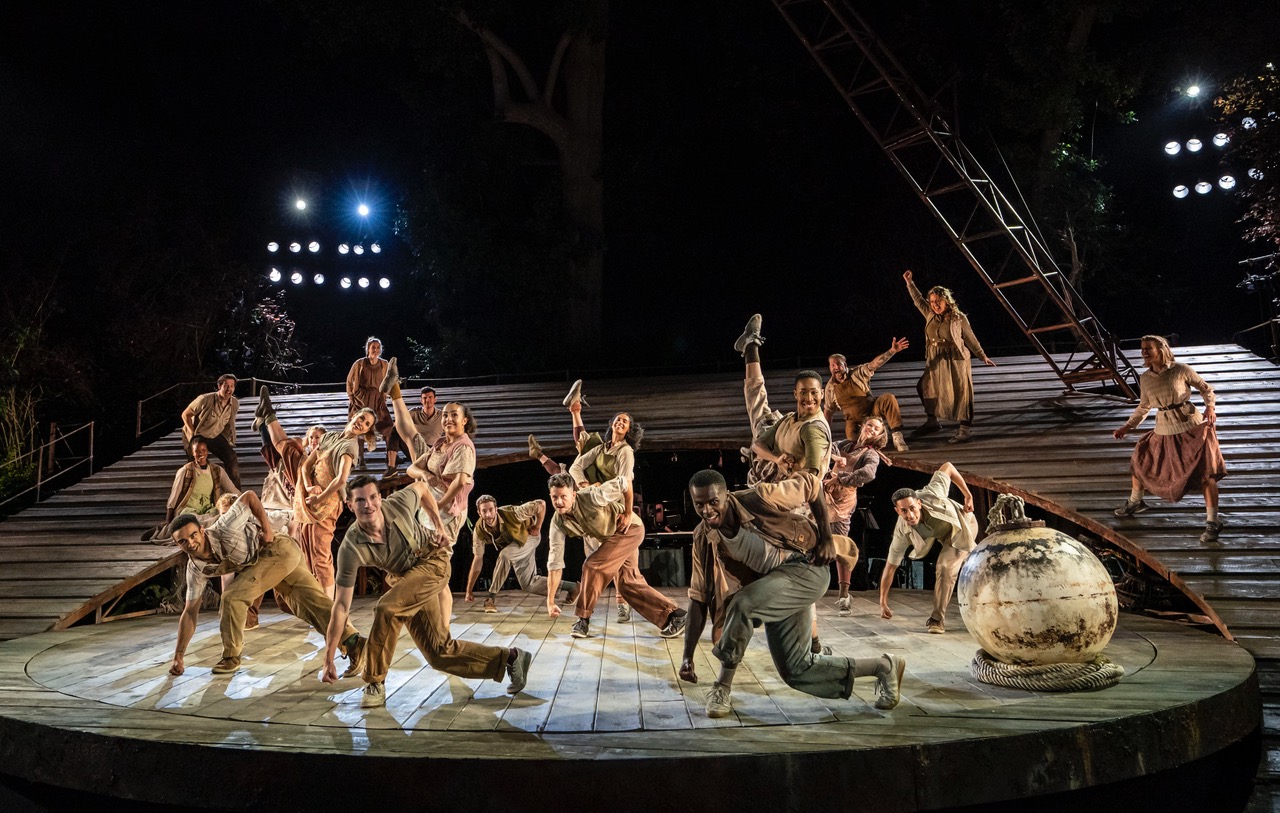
[{"x1": 0, "y1": 589, "x2": 1259, "y2": 811}]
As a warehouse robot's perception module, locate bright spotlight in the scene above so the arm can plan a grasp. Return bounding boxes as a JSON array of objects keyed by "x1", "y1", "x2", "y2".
[
  {"x1": 1243, "y1": 117, "x2": 1257, "y2": 129},
  {"x1": 1164, "y1": 141, "x2": 1181, "y2": 155},
  {"x1": 379, "y1": 277, "x2": 390, "y2": 289},
  {"x1": 370, "y1": 243, "x2": 381, "y2": 254},
  {"x1": 357, "y1": 204, "x2": 370, "y2": 217},
  {"x1": 313, "y1": 273, "x2": 325, "y2": 285},
  {"x1": 267, "y1": 241, "x2": 279, "y2": 253},
  {"x1": 1186, "y1": 138, "x2": 1202, "y2": 152},
  {"x1": 1187, "y1": 85, "x2": 1201, "y2": 97},
  {"x1": 1195, "y1": 181, "x2": 1212, "y2": 194},
  {"x1": 338, "y1": 243, "x2": 350, "y2": 255},
  {"x1": 268, "y1": 268, "x2": 282, "y2": 282},
  {"x1": 1249, "y1": 168, "x2": 1265, "y2": 180},
  {"x1": 289, "y1": 242, "x2": 301, "y2": 253},
  {"x1": 340, "y1": 277, "x2": 352, "y2": 289},
  {"x1": 1212, "y1": 133, "x2": 1229, "y2": 147},
  {"x1": 1173, "y1": 185, "x2": 1190, "y2": 199},
  {"x1": 353, "y1": 244, "x2": 365, "y2": 255},
  {"x1": 1219, "y1": 175, "x2": 1237, "y2": 190},
  {"x1": 290, "y1": 271, "x2": 304, "y2": 285},
  {"x1": 308, "y1": 241, "x2": 320, "y2": 253},
  {"x1": 358, "y1": 277, "x2": 370, "y2": 288},
  {"x1": 295, "y1": 199, "x2": 307, "y2": 211}
]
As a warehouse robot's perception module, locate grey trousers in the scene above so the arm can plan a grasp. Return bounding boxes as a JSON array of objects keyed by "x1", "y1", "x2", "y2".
[
  {"x1": 486, "y1": 537, "x2": 550, "y2": 597},
  {"x1": 713, "y1": 557, "x2": 855, "y2": 700}
]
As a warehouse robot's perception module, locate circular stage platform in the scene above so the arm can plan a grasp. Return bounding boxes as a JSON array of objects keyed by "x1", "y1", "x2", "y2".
[{"x1": 0, "y1": 590, "x2": 1259, "y2": 811}]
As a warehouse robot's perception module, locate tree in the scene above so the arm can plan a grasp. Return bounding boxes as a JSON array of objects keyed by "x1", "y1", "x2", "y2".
[{"x1": 1217, "y1": 66, "x2": 1280, "y2": 251}]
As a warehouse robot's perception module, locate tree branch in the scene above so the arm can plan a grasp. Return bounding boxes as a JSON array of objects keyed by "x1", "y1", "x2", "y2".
[
  {"x1": 544, "y1": 31, "x2": 572, "y2": 108},
  {"x1": 499, "y1": 101, "x2": 571, "y2": 151},
  {"x1": 482, "y1": 44, "x2": 510, "y2": 112},
  {"x1": 454, "y1": 9, "x2": 541, "y2": 102}
]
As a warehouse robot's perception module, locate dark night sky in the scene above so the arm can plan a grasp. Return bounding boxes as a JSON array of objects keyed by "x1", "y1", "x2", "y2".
[{"x1": 3, "y1": 1, "x2": 1276, "y2": 386}]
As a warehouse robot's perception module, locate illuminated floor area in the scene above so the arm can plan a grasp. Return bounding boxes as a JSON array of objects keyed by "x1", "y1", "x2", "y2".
[{"x1": 0, "y1": 590, "x2": 1259, "y2": 810}]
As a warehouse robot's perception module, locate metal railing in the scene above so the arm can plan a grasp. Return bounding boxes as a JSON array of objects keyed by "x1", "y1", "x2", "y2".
[{"x1": 0, "y1": 421, "x2": 95, "y2": 511}]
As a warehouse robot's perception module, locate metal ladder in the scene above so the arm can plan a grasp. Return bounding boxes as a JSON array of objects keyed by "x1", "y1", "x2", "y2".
[{"x1": 772, "y1": 0, "x2": 1139, "y2": 399}]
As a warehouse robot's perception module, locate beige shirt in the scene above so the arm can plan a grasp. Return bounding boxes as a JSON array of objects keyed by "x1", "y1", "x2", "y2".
[
  {"x1": 757, "y1": 413, "x2": 832, "y2": 476},
  {"x1": 410, "y1": 407, "x2": 444, "y2": 448},
  {"x1": 184, "y1": 392, "x2": 239, "y2": 445},
  {"x1": 548, "y1": 477, "x2": 636, "y2": 571},
  {"x1": 1125, "y1": 362, "x2": 1215, "y2": 436}
]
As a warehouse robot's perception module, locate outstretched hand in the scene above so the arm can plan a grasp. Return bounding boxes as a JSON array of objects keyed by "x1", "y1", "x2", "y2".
[{"x1": 890, "y1": 336, "x2": 910, "y2": 353}]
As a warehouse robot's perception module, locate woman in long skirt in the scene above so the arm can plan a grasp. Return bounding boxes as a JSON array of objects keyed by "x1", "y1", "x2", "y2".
[
  {"x1": 903, "y1": 270, "x2": 997, "y2": 443},
  {"x1": 1112, "y1": 335, "x2": 1226, "y2": 543},
  {"x1": 345, "y1": 336, "x2": 400, "y2": 476}
]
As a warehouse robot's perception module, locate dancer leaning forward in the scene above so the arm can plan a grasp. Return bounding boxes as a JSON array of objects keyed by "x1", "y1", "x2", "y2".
[
  {"x1": 679, "y1": 469, "x2": 905, "y2": 718},
  {"x1": 321, "y1": 476, "x2": 533, "y2": 708}
]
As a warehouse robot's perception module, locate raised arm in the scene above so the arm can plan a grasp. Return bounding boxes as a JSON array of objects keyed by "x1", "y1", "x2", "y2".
[
  {"x1": 407, "y1": 481, "x2": 446, "y2": 542},
  {"x1": 904, "y1": 270, "x2": 930, "y2": 318},
  {"x1": 937, "y1": 462, "x2": 974, "y2": 513}
]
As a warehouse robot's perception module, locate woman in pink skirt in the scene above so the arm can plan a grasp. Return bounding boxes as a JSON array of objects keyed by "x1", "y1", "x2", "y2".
[{"x1": 1112, "y1": 335, "x2": 1226, "y2": 542}]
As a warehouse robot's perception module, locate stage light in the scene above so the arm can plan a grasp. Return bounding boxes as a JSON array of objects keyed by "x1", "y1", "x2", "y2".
[
  {"x1": 1173, "y1": 185, "x2": 1190, "y2": 199},
  {"x1": 290, "y1": 271, "x2": 303, "y2": 285},
  {"x1": 1186, "y1": 138, "x2": 1202, "y2": 152},
  {"x1": 1243, "y1": 117, "x2": 1257, "y2": 129},
  {"x1": 295, "y1": 199, "x2": 307, "y2": 211},
  {"x1": 340, "y1": 277, "x2": 352, "y2": 289},
  {"x1": 358, "y1": 277, "x2": 370, "y2": 288},
  {"x1": 379, "y1": 277, "x2": 390, "y2": 289},
  {"x1": 1195, "y1": 181, "x2": 1212, "y2": 194},
  {"x1": 1187, "y1": 85, "x2": 1201, "y2": 97},
  {"x1": 1164, "y1": 141, "x2": 1181, "y2": 155},
  {"x1": 1213, "y1": 133, "x2": 1229, "y2": 147},
  {"x1": 353, "y1": 244, "x2": 365, "y2": 255},
  {"x1": 370, "y1": 243, "x2": 381, "y2": 254},
  {"x1": 357, "y1": 204, "x2": 370, "y2": 217},
  {"x1": 289, "y1": 242, "x2": 301, "y2": 253},
  {"x1": 268, "y1": 268, "x2": 282, "y2": 282},
  {"x1": 1249, "y1": 168, "x2": 1265, "y2": 180},
  {"x1": 338, "y1": 243, "x2": 350, "y2": 254},
  {"x1": 308, "y1": 241, "x2": 320, "y2": 253},
  {"x1": 1219, "y1": 175, "x2": 1237, "y2": 190},
  {"x1": 313, "y1": 273, "x2": 325, "y2": 285},
  {"x1": 267, "y1": 241, "x2": 279, "y2": 252}
]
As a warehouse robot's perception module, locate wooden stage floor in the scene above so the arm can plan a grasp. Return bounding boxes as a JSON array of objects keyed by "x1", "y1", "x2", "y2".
[{"x1": 0, "y1": 590, "x2": 1259, "y2": 811}]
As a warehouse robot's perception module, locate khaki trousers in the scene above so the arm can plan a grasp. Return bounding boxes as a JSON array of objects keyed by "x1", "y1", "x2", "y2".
[
  {"x1": 488, "y1": 538, "x2": 550, "y2": 597},
  {"x1": 576, "y1": 522, "x2": 676, "y2": 626},
  {"x1": 220, "y1": 535, "x2": 355, "y2": 659},
  {"x1": 365, "y1": 547, "x2": 507, "y2": 685},
  {"x1": 932, "y1": 545, "x2": 970, "y2": 623},
  {"x1": 840, "y1": 393, "x2": 903, "y2": 438}
]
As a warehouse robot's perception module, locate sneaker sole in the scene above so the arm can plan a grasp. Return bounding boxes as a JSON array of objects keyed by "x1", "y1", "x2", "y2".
[{"x1": 706, "y1": 705, "x2": 733, "y2": 719}]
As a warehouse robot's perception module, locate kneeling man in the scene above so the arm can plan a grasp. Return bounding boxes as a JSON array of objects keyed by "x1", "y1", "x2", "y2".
[
  {"x1": 680, "y1": 470, "x2": 905, "y2": 717},
  {"x1": 466, "y1": 495, "x2": 578, "y2": 612}
]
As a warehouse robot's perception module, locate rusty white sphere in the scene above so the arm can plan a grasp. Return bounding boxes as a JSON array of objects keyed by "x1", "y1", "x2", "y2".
[{"x1": 958, "y1": 524, "x2": 1118, "y2": 665}]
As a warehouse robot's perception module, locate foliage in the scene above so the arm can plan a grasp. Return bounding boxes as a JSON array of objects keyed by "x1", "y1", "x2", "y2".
[
  {"x1": 1217, "y1": 66, "x2": 1280, "y2": 250},
  {"x1": 215, "y1": 290, "x2": 310, "y2": 381}
]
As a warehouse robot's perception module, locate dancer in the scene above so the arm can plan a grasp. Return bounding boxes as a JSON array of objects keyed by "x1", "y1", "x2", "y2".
[
  {"x1": 321, "y1": 476, "x2": 532, "y2": 707},
  {"x1": 466, "y1": 495, "x2": 578, "y2": 612},
  {"x1": 345, "y1": 336, "x2": 400, "y2": 477},
  {"x1": 902, "y1": 270, "x2": 996, "y2": 443},
  {"x1": 180, "y1": 374, "x2": 242, "y2": 487},
  {"x1": 143, "y1": 437, "x2": 239, "y2": 541},
  {"x1": 680, "y1": 469, "x2": 902, "y2": 718},
  {"x1": 167, "y1": 490, "x2": 365, "y2": 677},
  {"x1": 825, "y1": 417, "x2": 888, "y2": 615},
  {"x1": 878, "y1": 462, "x2": 978, "y2": 634},
  {"x1": 529, "y1": 382, "x2": 643, "y2": 621},
  {"x1": 409, "y1": 386, "x2": 444, "y2": 450},
  {"x1": 824, "y1": 338, "x2": 911, "y2": 451},
  {"x1": 255, "y1": 388, "x2": 372, "y2": 598},
  {"x1": 1112, "y1": 334, "x2": 1226, "y2": 543},
  {"x1": 734, "y1": 313, "x2": 834, "y2": 493},
  {"x1": 545, "y1": 473, "x2": 687, "y2": 639}
]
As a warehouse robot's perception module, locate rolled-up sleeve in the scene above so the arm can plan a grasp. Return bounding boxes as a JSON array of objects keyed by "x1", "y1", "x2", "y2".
[
  {"x1": 688, "y1": 529, "x2": 712, "y2": 603},
  {"x1": 547, "y1": 518, "x2": 567, "y2": 572}
]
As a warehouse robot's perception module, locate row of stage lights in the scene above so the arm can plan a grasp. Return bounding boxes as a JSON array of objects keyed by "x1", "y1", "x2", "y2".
[
  {"x1": 291, "y1": 199, "x2": 372, "y2": 217},
  {"x1": 1163, "y1": 133, "x2": 1230, "y2": 154},
  {"x1": 1165, "y1": 116, "x2": 1267, "y2": 199},
  {"x1": 267, "y1": 241, "x2": 382, "y2": 255},
  {"x1": 267, "y1": 268, "x2": 391, "y2": 289}
]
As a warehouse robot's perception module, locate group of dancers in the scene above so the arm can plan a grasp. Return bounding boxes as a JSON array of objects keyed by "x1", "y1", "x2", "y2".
[{"x1": 159, "y1": 269, "x2": 1226, "y2": 719}]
